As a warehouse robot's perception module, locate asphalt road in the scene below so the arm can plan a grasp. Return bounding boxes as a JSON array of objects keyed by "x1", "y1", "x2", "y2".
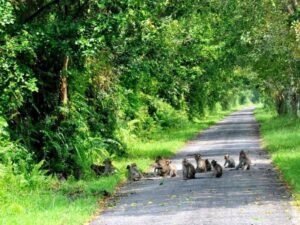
[{"x1": 90, "y1": 107, "x2": 300, "y2": 225}]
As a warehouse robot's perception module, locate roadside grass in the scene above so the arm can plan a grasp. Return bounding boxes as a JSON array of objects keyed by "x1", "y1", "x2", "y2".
[
  {"x1": 0, "y1": 175, "x2": 122, "y2": 225},
  {"x1": 255, "y1": 108, "x2": 300, "y2": 205},
  {"x1": 127, "y1": 112, "x2": 231, "y2": 159},
  {"x1": 0, "y1": 107, "x2": 239, "y2": 225},
  {"x1": 125, "y1": 107, "x2": 239, "y2": 171}
]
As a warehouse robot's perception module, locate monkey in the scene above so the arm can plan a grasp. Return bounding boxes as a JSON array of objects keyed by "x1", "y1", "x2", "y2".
[
  {"x1": 154, "y1": 156, "x2": 177, "y2": 177},
  {"x1": 236, "y1": 150, "x2": 251, "y2": 170},
  {"x1": 205, "y1": 159, "x2": 212, "y2": 171},
  {"x1": 168, "y1": 161, "x2": 177, "y2": 177},
  {"x1": 103, "y1": 158, "x2": 116, "y2": 174},
  {"x1": 224, "y1": 154, "x2": 236, "y2": 168},
  {"x1": 182, "y1": 158, "x2": 196, "y2": 180},
  {"x1": 211, "y1": 160, "x2": 223, "y2": 178},
  {"x1": 91, "y1": 164, "x2": 105, "y2": 175},
  {"x1": 127, "y1": 163, "x2": 143, "y2": 181},
  {"x1": 91, "y1": 158, "x2": 115, "y2": 176},
  {"x1": 194, "y1": 154, "x2": 206, "y2": 172},
  {"x1": 153, "y1": 156, "x2": 164, "y2": 176}
]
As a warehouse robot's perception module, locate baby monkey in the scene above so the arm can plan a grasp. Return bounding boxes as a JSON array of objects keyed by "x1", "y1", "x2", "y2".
[
  {"x1": 224, "y1": 154, "x2": 235, "y2": 168},
  {"x1": 211, "y1": 160, "x2": 223, "y2": 178},
  {"x1": 127, "y1": 163, "x2": 143, "y2": 181},
  {"x1": 182, "y1": 158, "x2": 196, "y2": 180},
  {"x1": 236, "y1": 150, "x2": 251, "y2": 170}
]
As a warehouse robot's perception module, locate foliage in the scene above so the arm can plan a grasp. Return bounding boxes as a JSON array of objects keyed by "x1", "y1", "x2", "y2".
[
  {"x1": 3, "y1": 0, "x2": 299, "y2": 223},
  {"x1": 0, "y1": 0, "x2": 295, "y2": 190},
  {"x1": 241, "y1": 0, "x2": 300, "y2": 116},
  {"x1": 0, "y1": 0, "x2": 253, "y2": 177},
  {"x1": 0, "y1": 106, "x2": 236, "y2": 225}
]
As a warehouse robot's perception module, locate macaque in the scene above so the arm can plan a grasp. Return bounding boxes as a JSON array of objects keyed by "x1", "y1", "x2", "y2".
[
  {"x1": 211, "y1": 160, "x2": 222, "y2": 178},
  {"x1": 91, "y1": 158, "x2": 115, "y2": 176},
  {"x1": 205, "y1": 159, "x2": 212, "y2": 171},
  {"x1": 236, "y1": 150, "x2": 251, "y2": 170},
  {"x1": 194, "y1": 154, "x2": 206, "y2": 172},
  {"x1": 224, "y1": 154, "x2": 236, "y2": 168},
  {"x1": 182, "y1": 158, "x2": 196, "y2": 180},
  {"x1": 154, "y1": 156, "x2": 177, "y2": 177},
  {"x1": 127, "y1": 163, "x2": 143, "y2": 181},
  {"x1": 168, "y1": 161, "x2": 177, "y2": 177},
  {"x1": 91, "y1": 164, "x2": 105, "y2": 175}
]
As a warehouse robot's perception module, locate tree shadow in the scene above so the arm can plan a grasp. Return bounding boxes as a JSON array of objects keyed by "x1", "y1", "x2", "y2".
[
  {"x1": 94, "y1": 164, "x2": 291, "y2": 222},
  {"x1": 90, "y1": 107, "x2": 298, "y2": 225}
]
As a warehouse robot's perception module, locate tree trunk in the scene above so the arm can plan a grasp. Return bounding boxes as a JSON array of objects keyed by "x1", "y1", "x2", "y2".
[
  {"x1": 60, "y1": 56, "x2": 69, "y2": 105},
  {"x1": 290, "y1": 91, "x2": 299, "y2": 116},
  {"x1": 275, "y1": 92, "x2": 287, "y2": 115}
]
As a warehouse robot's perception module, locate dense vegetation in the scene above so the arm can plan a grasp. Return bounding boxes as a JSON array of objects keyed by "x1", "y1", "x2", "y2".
[
  {"x1": 0, "y1": 0, "x2": 252, "y2": 179},
  {"x1": 1, "y1": 109, "x2": 236, "y2": 225},
  {"x1": 0, "y1": 0, "x2": 299, "y2": 224}
]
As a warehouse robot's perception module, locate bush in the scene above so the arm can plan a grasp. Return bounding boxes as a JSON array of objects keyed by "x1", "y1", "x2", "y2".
[{"x1": 144, "y1": 95, "x2": 189, "y2": 128}]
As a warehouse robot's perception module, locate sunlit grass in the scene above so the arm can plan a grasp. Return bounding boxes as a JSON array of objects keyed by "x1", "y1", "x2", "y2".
[
  {"x1": 0, "y1": 107, "x2": 239, "y2": 225},
  {"x1": 1, "y1": 193, "x2": 97, "y2": 225},
  {"x1": 255, "y1": 108, "x2": 300, "y2": 204},
  {"x1": 126, "y1": 110, "x2": 234, "y2": 160},
  {"x1": 0, "y1": 176, "x2": 123, "y2": 225}
]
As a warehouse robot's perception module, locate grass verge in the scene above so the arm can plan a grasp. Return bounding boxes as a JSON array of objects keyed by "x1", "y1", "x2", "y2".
[
  {"x1": 255, "y1": 108, "x2": 300, "y2": 205},
  {"x1": 0, "y1": 107, "x2": 239, "y2": 225}
]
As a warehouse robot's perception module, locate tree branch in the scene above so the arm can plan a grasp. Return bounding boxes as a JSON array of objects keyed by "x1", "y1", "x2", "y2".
[{"x1": 23, "y1": 0, "x2": 60, "y2": 23}]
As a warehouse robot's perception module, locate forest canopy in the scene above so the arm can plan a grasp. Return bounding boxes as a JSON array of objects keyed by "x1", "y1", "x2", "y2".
[{"x1": 0, "y1": 0, "x2": 299, "y2": 177}]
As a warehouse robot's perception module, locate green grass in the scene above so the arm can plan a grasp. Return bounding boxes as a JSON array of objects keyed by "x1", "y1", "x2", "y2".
[
  {"x1": 0, "y1": 175, "x2": 122, "y2": 225},
  {"x1": 125, "y1": 107, "x2": 239, "y2": 171},
  {"x1": 1, "y1": 192, "x2": 97, "y2": 225},
  {"x1": 0, "y1": 107, "x2": 238, "y2": 225},
  {"x1": 255, "y1": 108, "x2": 300, "y2": 204}
]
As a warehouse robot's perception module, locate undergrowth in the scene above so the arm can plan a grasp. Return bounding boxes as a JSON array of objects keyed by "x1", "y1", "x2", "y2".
[{"x1": 0, "y1": 106, "x2": 238, "y2": 225}]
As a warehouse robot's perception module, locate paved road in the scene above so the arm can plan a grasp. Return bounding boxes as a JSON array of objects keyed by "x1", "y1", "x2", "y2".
[{"x1": 90, "y1": 108, "x2": 300, "y2": 225}]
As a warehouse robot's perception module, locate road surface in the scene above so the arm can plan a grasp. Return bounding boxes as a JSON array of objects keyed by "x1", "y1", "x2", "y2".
[{"x1": 90, "y1": 108, "x2": 300, "y2": 225}]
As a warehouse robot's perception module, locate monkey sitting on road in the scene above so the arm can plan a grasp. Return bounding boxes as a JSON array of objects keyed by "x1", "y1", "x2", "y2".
[
  {"x1": 154, "y1": 156, "x2": 177, "y2": 177},
  {"x1": 205, "y1": 159, "x2": 212, "y2": 171},
  {"x1": 127, "y1": 163, "x2": 143, "y2": 181},
  {"x1": 211, "y1": 160, "x2": 223, "y2": 178},
  {"x1": 194, "y1": 154, "x2": 206, "y2": 172},
  {"x1": 182, "y1": 158, "x2": 196, "y2": 180},
  {"x1": 91, "y1": 158, "x2": 115, "y2": 176},
  {"x1": 236, "y1": 150, "x2": 251, "y2": 170},
  {"x1": 224, "y1": 154, "x2": 236, "y2": 168}
]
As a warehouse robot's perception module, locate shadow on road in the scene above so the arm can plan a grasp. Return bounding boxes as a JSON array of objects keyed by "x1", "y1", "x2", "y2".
[{"x1": 90, "y1": 108, "x2": 299, "y2": 225}]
